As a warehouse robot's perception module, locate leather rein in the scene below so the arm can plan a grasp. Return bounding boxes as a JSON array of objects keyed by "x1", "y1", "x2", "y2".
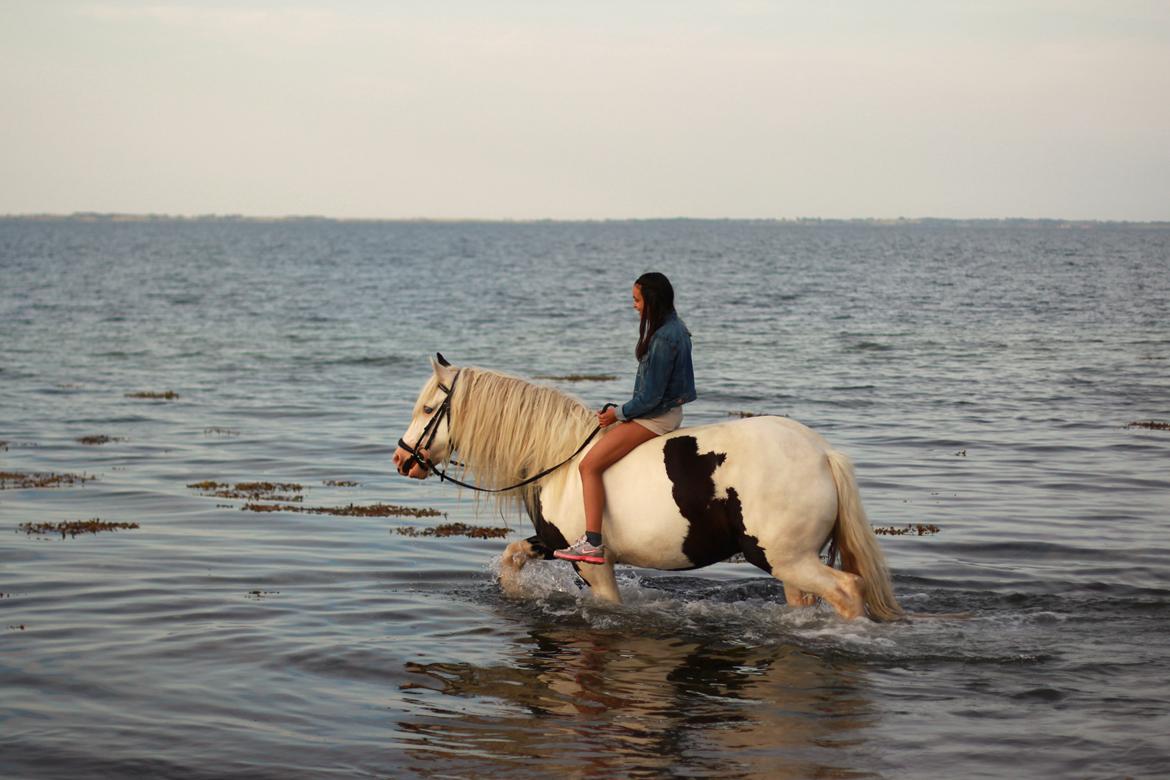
[{"x1": 397, "y1": 370, "x2": 608, "y2": 494}]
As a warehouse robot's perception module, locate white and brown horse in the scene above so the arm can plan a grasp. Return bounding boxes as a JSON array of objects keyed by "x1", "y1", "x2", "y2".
[{"x1": 393, "y1": 356, "x2": 902, "y2": 621}]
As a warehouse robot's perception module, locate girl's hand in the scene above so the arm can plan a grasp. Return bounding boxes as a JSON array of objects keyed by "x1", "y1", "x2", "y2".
[{"x1": 598, "y1": 407, "x2": 618, "y2": 427}]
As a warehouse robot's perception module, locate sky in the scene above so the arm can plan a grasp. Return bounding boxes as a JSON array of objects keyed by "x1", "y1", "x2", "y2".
[{"x1": 2, "y1": 1, "x2": 1168, "y2": 220}]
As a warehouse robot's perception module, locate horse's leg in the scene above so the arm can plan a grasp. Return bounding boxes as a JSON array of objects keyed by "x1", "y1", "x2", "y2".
[
  {"x1": 499, "y1": 539, "x2": 623, "y2": 604},
  {"x1": 775, "y1": 556, "x2": 865, "y2": 620},
  {"x1": 742, "y1": 537, "x2": 818, "y2": 608},
  {"x1": 499, "y1": 539, "x2": 541, "y2": 597},
  {"x1": 573, "y1": 555, "x2": 622, "y2": 604},
  {"x1": 783, "y1": 583, "x2": 818, "y2": 608}
]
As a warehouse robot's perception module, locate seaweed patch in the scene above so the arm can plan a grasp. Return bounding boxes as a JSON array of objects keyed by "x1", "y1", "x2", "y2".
[
  {"x1": 246, "y1": 590, "x2": 280, "y2": 600},
  {"x1": 1128, "y1": 420, "x2": 1170, "y2": 431},
  {"x1": 536, "y1": 373, "x2": 618, "y2": 382},
  {"x1": 188, "y1": 481, "x2": 305, "y2": 502},
  {"x1": 233, "y1": 482, "x2": 303, "y2": 494},
  {"x1": 1, "y1": 471, "x2": 96, "y2": 490},
  {"x1": 395, "y1": 523, "x2": 509, "y2": 539},
  {"x1": 188, "y1": 480, "x2": 229, "y2": 490},
  {"x1": 77, "y1": 435, "x2": 125, "y2": 445},
  {"x1": 125, "y1": 391, "x2": 180, "y2": 400},
  {"x1": 19, "y1": 519, "x2": 140, "y2": 538},
  {"x1": 323, "y1": 480, "x2": 359, "y2": 487},
  {"x1": 243, "y1": 502, "x2": 444, "y2": 518},
  {"x1": 872, "y1": 523, "x2": 940, "y2": 536}
]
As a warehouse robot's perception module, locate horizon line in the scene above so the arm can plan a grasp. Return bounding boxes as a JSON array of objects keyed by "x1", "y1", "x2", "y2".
[{"x1": 3, "y1": 211, "x2": 1170, "y2": 227}]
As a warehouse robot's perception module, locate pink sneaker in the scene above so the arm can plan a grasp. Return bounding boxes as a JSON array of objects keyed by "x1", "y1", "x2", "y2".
[{"x1": 553, "y1": 535, "x2": 606, "y2": 565}]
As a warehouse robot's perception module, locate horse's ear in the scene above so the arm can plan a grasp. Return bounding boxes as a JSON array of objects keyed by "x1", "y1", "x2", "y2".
[{"x1": 430, "y1": 353, "x2": 456, "y2": 381}]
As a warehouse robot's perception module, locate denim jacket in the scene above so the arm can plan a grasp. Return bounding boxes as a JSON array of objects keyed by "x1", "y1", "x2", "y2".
[{"x1": 614, "y1": 311, "x2": 697, "y2": 421}]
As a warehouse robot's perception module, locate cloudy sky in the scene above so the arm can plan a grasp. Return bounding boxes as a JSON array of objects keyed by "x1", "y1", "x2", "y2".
[{"x1": 2, "y1": 1, "x2": 1168, "y2": 220}]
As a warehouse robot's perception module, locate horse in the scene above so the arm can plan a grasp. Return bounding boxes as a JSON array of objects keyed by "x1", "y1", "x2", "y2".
[{"x1": 392, "y1": 355, "x2": 902, "y2": 621}]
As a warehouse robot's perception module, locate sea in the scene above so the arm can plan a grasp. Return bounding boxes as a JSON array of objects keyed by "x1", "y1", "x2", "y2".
[{"x1": 1, "y1": 217, "x2": 1168, "y2": 779}]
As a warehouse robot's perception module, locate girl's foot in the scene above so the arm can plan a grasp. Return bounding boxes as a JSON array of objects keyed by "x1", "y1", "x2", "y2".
[{"x1": 554, "y1": 535, "x2": 606, "y2": 565}]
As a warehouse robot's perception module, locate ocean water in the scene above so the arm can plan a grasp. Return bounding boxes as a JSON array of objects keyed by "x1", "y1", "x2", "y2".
[{"x1": 1, "y1": 218, "x2": 1168, "y2": 779}]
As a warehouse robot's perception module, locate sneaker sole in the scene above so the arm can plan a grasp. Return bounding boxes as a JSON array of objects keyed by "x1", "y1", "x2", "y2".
[{"x1": 553, "y1": 551, "x2": 606, "y2": 565}]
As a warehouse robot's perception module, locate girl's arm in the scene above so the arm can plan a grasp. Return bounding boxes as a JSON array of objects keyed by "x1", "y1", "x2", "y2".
[{"x1": 614, "y1": 336, "x2": 674, "y2": 421}]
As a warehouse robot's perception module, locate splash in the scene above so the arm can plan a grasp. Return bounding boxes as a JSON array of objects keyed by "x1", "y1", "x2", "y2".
[{"x1": 485, "y1": 558, "x2": 1067, "y2": 664}]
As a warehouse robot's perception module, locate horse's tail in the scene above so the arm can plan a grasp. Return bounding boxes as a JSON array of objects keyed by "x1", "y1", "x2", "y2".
[{"x1": 826, "y1": 450, "x2": 903, "y2": 622}]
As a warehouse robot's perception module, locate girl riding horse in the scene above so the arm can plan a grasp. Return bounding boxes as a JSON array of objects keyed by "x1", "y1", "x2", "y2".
[{"x1": 554, "y1": 272, "x2": 695, "y2": 565}]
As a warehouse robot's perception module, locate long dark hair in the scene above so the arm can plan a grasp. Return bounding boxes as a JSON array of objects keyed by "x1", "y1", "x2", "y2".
[{"x1": 635, "y1": 272, "x2": 675, "y2": 360}]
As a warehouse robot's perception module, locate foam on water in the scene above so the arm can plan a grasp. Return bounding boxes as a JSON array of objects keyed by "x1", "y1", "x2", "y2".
[{"x1": 486, "y1": 557, "x2": 1078, "y2": 664}]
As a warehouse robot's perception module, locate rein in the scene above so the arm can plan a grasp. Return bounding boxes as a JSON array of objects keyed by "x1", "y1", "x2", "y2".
[{"x1": 398, "y1": 371, "x2": 609, "y2": 494}]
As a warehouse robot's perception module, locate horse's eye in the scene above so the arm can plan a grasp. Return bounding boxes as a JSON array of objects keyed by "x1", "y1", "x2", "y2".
[{"x1": 423, "y1": 406, "x2": 434, "y2": 415}]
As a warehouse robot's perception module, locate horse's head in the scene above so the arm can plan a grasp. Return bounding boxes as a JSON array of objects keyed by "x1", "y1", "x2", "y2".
[{"x1": 393, "y1": 353, "x2": 459, "y2": 480}]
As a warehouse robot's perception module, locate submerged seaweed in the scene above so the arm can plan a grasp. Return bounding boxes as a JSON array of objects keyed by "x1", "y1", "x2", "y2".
[
  {"x1": 243, "y1": 502, "x2": 443, "y2": 518},
  {"x1": 1128, "y1": 420, "x2": 1170, "y2": 431},
  {"x1": 19, "y1": 519, "x2": 139, "y2": 538},
  {"x1": 187, "y1": 481, "x2": 305, "y2": 502},
  {"x1": 536, "y1": 373, "x2": 618, "y2": 382},
  {"x1": 726, "y1": 410, "x2": 784, "y2": 418},
  {"x1": 246, "y1": 590, "x2": 280, "y2": 600},
  {"x1": 77, "y1": 435, "x2": 125, "y2": 445},
  {"x1": 1, "y1": 471, "x2": 96, "y2": 490},
  {"x1": 395, "y1": 523, "x2": 509, "y2": 539},
  {"x1": 872, "y1": 523, "x2": 941, "y2": 536}
]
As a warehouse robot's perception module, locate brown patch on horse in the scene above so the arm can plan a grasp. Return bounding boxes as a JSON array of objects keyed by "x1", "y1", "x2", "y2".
[{"x1": 663, "y1": 436, "x2": 771, "y2": 572}]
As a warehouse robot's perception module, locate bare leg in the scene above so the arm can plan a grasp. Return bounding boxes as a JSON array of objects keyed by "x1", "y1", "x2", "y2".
[{"x1": 579, "y1": 421, "x2": 658, "y2": 535}]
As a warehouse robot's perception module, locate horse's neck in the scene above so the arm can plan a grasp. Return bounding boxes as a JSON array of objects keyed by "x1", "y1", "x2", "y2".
[{"x1": 453, "y1": 370, "x2": 592, "y2": 496}]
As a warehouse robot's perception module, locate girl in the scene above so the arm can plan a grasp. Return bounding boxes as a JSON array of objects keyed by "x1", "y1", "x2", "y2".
[{"x1": 554, "y1": 272, "x2": 696, "y2": 565}]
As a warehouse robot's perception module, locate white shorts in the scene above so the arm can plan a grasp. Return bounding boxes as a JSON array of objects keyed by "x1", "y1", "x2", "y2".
[{"x1": 632, "y1": 405, "x2": 684, "y2": 436}]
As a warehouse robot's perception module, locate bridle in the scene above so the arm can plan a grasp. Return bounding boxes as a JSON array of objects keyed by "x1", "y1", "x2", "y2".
[
  {"x1": 397, "y1": 370, "x2": 609, "y2": 494},
  {"x1": 397, "y1": 372, "x2": 460, "y2": 477}
]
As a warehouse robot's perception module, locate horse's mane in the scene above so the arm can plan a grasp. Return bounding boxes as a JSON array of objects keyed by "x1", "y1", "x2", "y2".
[{"x1": 438, "y1": 367, "x2": 596, "y2": 515}]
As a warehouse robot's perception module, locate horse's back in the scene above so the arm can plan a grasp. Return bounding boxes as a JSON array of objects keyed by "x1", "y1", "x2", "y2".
[
  {"x1": 660, "y1": 415, "x2": 831, "y2": 455},
  {"x1": 601, "y1": 415, "x2": 839, "y2": 570}
]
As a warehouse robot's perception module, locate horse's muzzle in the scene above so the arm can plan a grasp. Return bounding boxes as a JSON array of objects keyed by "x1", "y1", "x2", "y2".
[{"x1": 392, "y1": 446, "x2": 430, "y2": 480}]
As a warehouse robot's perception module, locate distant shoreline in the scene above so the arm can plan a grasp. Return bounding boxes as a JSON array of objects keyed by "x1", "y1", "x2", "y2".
[{"x1": 2, "y1": 213, "x2": 1169, "y2": 228}]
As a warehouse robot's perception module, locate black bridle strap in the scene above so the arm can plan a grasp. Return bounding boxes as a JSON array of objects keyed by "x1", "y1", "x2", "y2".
[
  {"x1": 397, "y1": 375, "x2": 458, "y2": 474},
  {"x1": 430, "y1": 423, "x2": 603, "y2": 494}
]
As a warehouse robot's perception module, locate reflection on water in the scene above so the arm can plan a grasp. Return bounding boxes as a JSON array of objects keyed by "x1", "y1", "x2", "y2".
[{"x1": 400, "y1": 624, "x2": 878, "y2": 778}]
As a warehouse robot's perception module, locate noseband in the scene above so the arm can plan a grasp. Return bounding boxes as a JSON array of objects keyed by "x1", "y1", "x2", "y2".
[{"x1": 397, "y1": 372, "x2": 459, "y2": 476}]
